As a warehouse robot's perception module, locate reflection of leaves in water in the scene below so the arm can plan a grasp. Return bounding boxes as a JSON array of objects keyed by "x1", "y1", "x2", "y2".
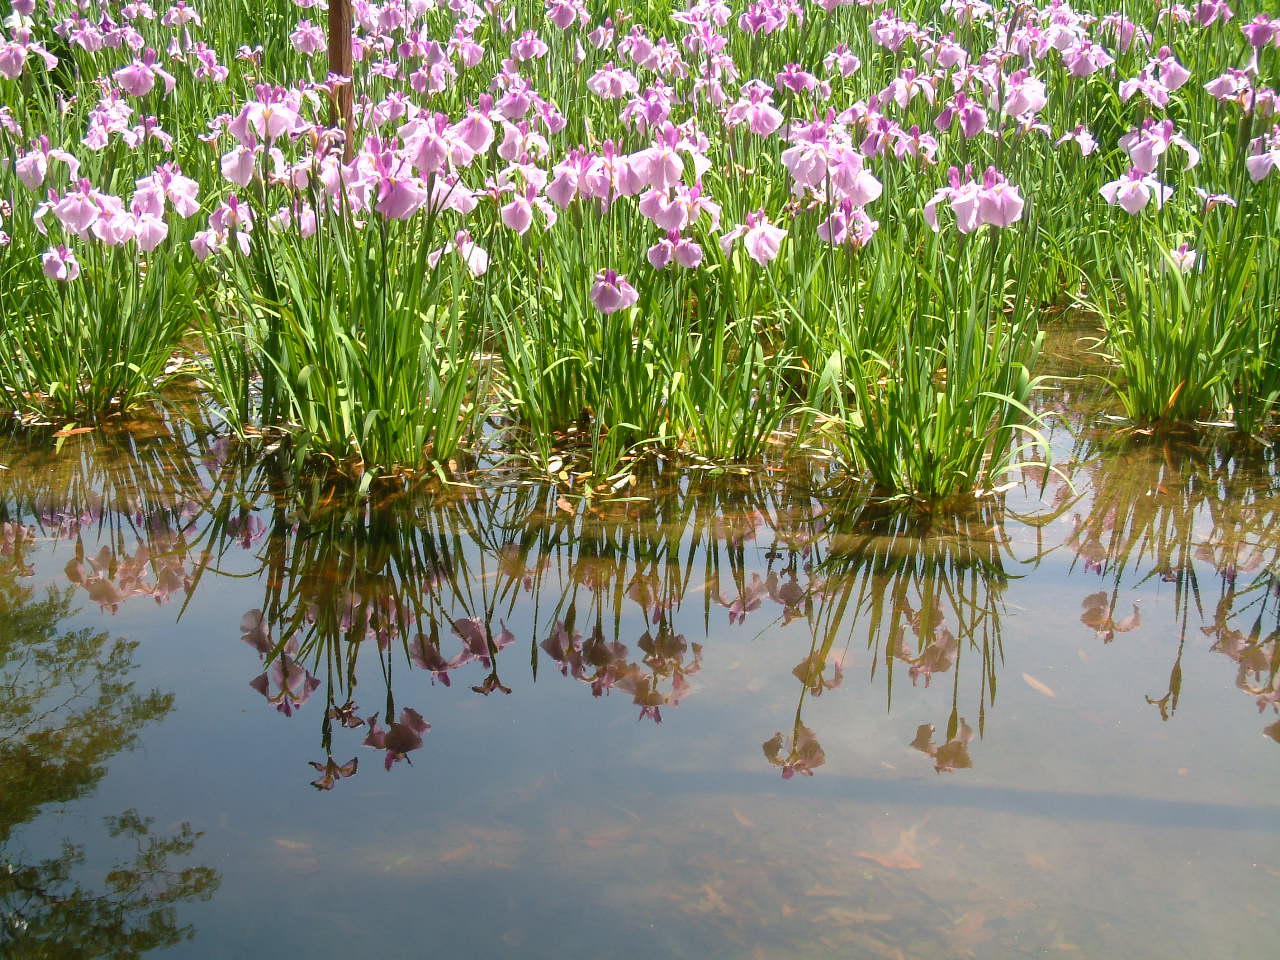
[
  {"x1": 0, "y1": 561, "x2": 219, "y2": 957},
  {"x1": 1063, "y1": 439, "x2": 1280, "y2": 734},
  {"x1": 2, "y1": 812, "x2": 218, "y2": 958}
]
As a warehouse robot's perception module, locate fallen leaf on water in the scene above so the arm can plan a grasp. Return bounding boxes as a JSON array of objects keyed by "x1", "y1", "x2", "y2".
[
  {"x1": 1022, "y1": 672, "x2": 1057, "y2": 698},
  {"x1": 583, "y1": 826, "x2": 631, "y2": 849},
  {"x1": 697, "y1": 882, "x2": 733, "y2": 916},
  {"x1": 465, "y1": 826, "x2": 522, "y2": 845},
  {"x1": 1024, "y1": 851, "x2": 1052, "y2": 871},
  {"x1": 436, "y1": 841, "x2": 478, "y2": 863},
  {"x1": 730, "y1": 806, "x2": 755, "y2": 828},
  {"x1": 856, "y1": 850, "x2": 922, "y2": 871},
  {"x1": 856, "y1": 820, "x2": 930, "y2": 871},
  {"x1": 1049, "y1": 928, "x2": 1082, "y2": 952},
  {"x1": 952, "y1": 909, "x2": 989, "y2": 948},
  {"x1": 52, "y1": 425, "x2": 95, "y2": 438},
  {"x1": 555, "y1": 496, "x2": 575, "y2": 515},
  {"x1": 820, "y1": 906, "x2": 894, "y2": 926},
  {"x1": 804, "y1": 884, "x2": 847, "y2": 898}
]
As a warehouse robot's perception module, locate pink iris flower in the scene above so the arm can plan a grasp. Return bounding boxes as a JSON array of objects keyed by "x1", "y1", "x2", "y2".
[
  {"x1": 41, "y1": 244, "x2": 81, "y2": 282},
  {"x1": 977, "y1": 168, "x2": 1025, "y2": 228},
  {"x1": 1001, "y1": 71, "x2": 1047, "y2": 118},
  {"x1": 1242, "y1": 15, "x2": 1280, "y2": 49},
  {"x1": 648, "y1": 231, "x2": 704, "y2": 269},
  {"x1": 1100, "y1": 169, "x2": 1174, "y2": 214},
  {"x1": 15, "y1": 136, "x2": 80, "y2": 191},
  {"x1": 1193, "y1": 0, "x2": 1234, "y2": 27},
  {"x1": 113, "y1": 48, "x2": 176, "y2": 98},
  {"x1": 925, "y1": 166, "x2": 1024, "y2": 233},
  {"x1": 587, "y1": 63, "x2": 640, "y2": 99},
  {"x1": 934, "y1": 92, "x2": 987, "y2": 139},
  {"x1": 817, "y1": 199, "x2": 879, "y2": 248},
  {"x1": 1246, "y1": 128, "x2": 1280, "y2": 182},
  {"x1": 724, "y1": 80, "x2": 785, "y2": 137},
  {"x1": 590, "y1": 269, "x2": 639, "y2": 313},
  {"x1": 1167, "y1": 243, "x2": 1201, "y2": 273},
  {"x1": 1055, "y1": 125, "x2": 1098, "y2": 157},
  {"x1": 511, "y1": 30, "x2": 549, "y2": 61},
  {"x1": 290, "y1": 20, "x2": 326, "y2": 55},
  {"x1": 428, "y1": 231, "x2": 489, "y2": 277},
  {"x1": 1120, "y1": 119, "x2": 1199, "y2": 174},
  {"x1": 53, "y1": 179, "x2": 105, "y2": 236},
  {"x1": 720, "y1": 210, "x2": 787, "y2": 266},
  {"x1": 1061, "y1": 40, "x2": 1114, "y2": 78}
]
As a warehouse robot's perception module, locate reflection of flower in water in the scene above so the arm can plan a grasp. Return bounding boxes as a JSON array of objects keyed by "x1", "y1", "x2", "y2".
[
  {"x1": 1195, "y1": 536, "x2": 1265, "y2": 588},
  {"x1": 240, "y1": 609, "x2": 320, "y2": 716},
  {"x1": 710, "y1": 509, "x2": 766, "y2": 549},
  {"x1": 540, "y1": 620, "x2": 701, "y2": 721},
  {"x1": 225, "y1": 510, "x2": 266, "y2": 548},
  {"x1": 364, "y1": 707, "x2": 430, "y2": 769},
  {"x1": 717, "y1": 570, "x2": 813, "y2": 626},
  {"x1": 240, "y1": 608, "x2": 273, "y2": 654},
  {"x1": 498, "y1": 542, "x2": 550, "y2": 591},
  {"x1": 1, "y1": 520, "x2": 34, "y2": 574},
  {"x1": 452, "y1": 617, "x2": 515, "y2": 668},
  {"x1": 408, "y1": 626, "x2": 455, "y2": 685},
  {"x1": 570, "y1": 554, "x2": 620, "y2": 593},
  {"x1": 792, "y1": 652, "x2": 843, "y2": 697},
  {"x1": 1068, "y1": 509, "x2": 1113, "y2": 575},
  {"x1": 910, "y1": 718, "x2": 975, "y2": 773},
  {"x1": 2, "y1": 520, "x2": 33, "y2": 554},
  {"x1": 1266, "y1": 718, "x2": 1280, "y2": 744},
  {"x1": 718, "y1": 572, "x2": 769, "y2": 624},
  {"x1": 308, "y1": 755, "x2": 359, "y2": 790},
  {"x1": 64, "y1": 537, "x2": 193, "y2": 612},
  {"x1": 38, "y1": 500, "x2": 103, "y2": 538},
  {"x1": 249, "y1": 653, "x2": 321, "y2": 717},
  {"x1": 769, "y1": 571, "x2": 810, "y2": 624},
  {"x1": 763, "y1": 723, "x2": 825, "y2": 779},
  {"x1": 626, "y1": 570, "x2": 676, "y2": 622},
  {"x1": 1204, "y1": 598, "x2": 1280, "y2": 740},
  {"x1": 328, "y1": 700, "x2": 365, "y2": 728},
  {"x1": 201, "y1": 435, "x2": 235, "y2": 473},
  {"x1": 1080, "y1": 591, "x2": 1141, "y2": 643},
  {"x1": 889, "y1": 600, "x2": 959, "y2": 688}
]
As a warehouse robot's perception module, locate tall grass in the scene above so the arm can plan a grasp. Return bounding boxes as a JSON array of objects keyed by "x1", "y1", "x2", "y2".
[
  {"x1": 0, "y1": 234, "x2": 195, "y2": 419},
  {"x1": 806, "y1": 225, "x2": 1046, "y2": 502},
  {"x1": 198, "y1": 192, "x2": 485, "y2": 481},
  {"x1": 1, "y1": 0, "x2": 1278, "y2": 500}
]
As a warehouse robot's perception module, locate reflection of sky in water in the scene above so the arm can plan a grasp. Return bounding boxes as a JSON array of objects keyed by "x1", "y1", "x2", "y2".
[{"x1": 1, "y1": 411, "x2": 1277, "y2": 959}]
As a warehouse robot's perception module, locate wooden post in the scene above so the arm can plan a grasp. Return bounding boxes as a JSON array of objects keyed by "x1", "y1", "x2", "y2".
[{"x1": 328, "y1": 0, "x2": 354, "y2": 160}]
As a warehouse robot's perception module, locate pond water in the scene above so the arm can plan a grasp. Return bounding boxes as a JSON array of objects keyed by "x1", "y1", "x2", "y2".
[{"x1": 2, "y1": 369, "x2": 1278, "y2": 958}]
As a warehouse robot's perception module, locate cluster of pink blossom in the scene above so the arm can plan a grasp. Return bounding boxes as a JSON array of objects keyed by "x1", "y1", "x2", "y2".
[
  {"x1": 26, "y1": 161, "x2": 200, "y2": 273},
  {"x1": 0, "y1": 0, "x2": 1275, "y2": 326}
]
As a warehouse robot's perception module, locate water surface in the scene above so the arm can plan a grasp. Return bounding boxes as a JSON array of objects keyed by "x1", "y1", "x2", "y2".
[{"x1": 1, "y1": 398, "x2": 1277, "y2": 958}]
